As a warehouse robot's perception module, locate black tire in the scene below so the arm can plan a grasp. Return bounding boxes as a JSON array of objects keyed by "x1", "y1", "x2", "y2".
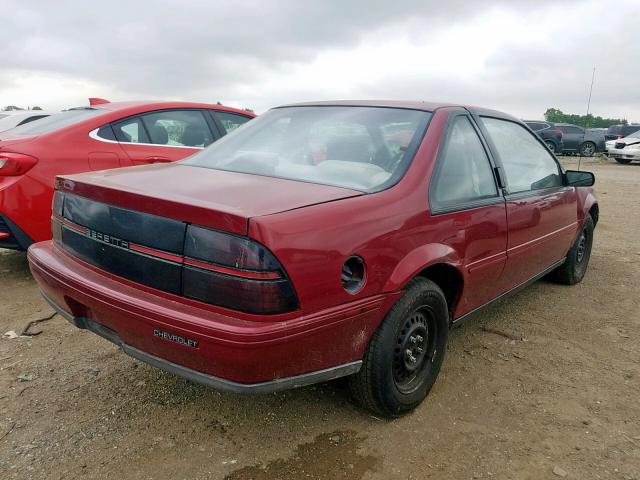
[
  {"x1": 545, "y1": 140, "x2": 556, "y2": 153},
  {"x1": 615, "y1": 158, "x2": 633, "y2": 164},
  {"x1": 579, "y1": 141, "x2": 596, "y2": 157},
  {"x1": 554, "y1": 215, "x2": 594, "y2": 285},
  {"x1": 349, "y1": 277, "x2": 449, "y2": 418}
]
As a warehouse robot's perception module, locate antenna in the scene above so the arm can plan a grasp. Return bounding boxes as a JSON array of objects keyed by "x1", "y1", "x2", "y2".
[{"x1": 579, "y1": 66, "x2": 596, "y2": 171}]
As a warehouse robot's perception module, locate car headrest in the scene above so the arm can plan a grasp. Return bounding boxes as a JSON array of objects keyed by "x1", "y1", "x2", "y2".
[
  {"x1": 182, "y1": 125, "x2": 205, "y2": 147},
  {"x1": 148, "y1": 124, "x2": 169, "y2": 145}
]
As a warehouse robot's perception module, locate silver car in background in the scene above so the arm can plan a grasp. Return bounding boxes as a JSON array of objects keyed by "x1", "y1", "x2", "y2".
[{"x1": 606, "y1": 131, "x2": 640, "y2": 164}]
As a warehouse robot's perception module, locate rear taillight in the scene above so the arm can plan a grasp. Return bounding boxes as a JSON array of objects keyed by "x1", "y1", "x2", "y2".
[
  {"x1": 552, "y1": 129, "x2": 563, "y2": 139},
  {"x1": 183, "y1": 225, "x2": 298, "y2": 314},
  {"x1": 52, "y1": 192, "x2": 299, "y2": 315},
  {"x1": 0, "y1": 152, "x2": 38, "y2": 176}
]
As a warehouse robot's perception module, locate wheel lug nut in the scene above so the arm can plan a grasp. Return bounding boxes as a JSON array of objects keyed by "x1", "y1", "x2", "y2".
[
  {"x1": 416, "y1": 347, "x2": 424, "y2": 354},
  {"x1": 416, "y1": 335, "x2": 424, "y2": 343},
  {"x1": 405, "y1": 349, "x2": 416, "y2": 363}
]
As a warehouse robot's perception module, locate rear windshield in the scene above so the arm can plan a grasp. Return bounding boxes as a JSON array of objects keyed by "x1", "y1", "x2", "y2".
[
  {"x1": 182, "y1": 106, "x2": 431, "y2": 192},
  {"x1": 8, "y1": 109, "x2": 103, "y2": 135}
]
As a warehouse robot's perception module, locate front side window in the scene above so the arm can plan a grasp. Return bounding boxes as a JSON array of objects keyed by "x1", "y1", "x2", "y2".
[
  {"x1": 183, "y1": 106, "x2": 431, "y2": 192},
  {"x1": 141, "y1": 110, "x2": 214, "y2": 147},
  {"x1": 431, "y1": 116, "x2": 498, "y2": 209},
  {"x1": 215, "y1": 111, "x2": 252, "y2": 133},
  {"x1": 482, "y1": 117, "x2": 562, "y2": 193}
]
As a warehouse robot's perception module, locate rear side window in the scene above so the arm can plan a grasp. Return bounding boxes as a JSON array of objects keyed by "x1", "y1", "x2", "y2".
[
  {"x1": 482, "y1": 117, "x2": 562, "y2": 193},
  {"x1": 526, "y1": 122, "x2": 547, "y2": 131},
  {"x1": 559, "y1": 125, "x2": 582, "y2": 134},
  {"x1": 431, "y1": 116, "x2": 498, "y2": 209},
  {"x1": 96, "y1": 124, "x2": 117, "y2": 141},
  {"x1": 113, "y1": 116, "x2": 149, "y2": 143},
  {"x1": 214, "y1": 111, "x2": 252, "y2": 133},
  {"x1": 141, "y1": 110, "x2": 214, "y2": 147}
]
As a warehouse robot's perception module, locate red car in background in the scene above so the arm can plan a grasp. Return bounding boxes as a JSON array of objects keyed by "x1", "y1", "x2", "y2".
[
  {"x1": 28, "y1": 101, "x2": 597, "y2": 417},
  {"x1": 0, "y1": 99, "x2": 254, "y2": 249}
]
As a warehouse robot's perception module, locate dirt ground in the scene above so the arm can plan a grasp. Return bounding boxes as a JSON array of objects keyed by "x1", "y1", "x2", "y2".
[{"x1": 0, "y1": 157, "x2": 638, "y2": 480}]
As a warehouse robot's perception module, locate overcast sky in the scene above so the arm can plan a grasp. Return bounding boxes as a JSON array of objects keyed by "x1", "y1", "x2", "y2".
[{"x1": 2, "y1": 0, "x2": 639, "y2": 121}]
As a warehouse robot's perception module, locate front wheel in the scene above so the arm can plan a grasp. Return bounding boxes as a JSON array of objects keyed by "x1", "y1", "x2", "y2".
[
  {"x1": 554, "y1": 215, "x2": 594, "y2": 285},
  {"x1": 349, "y1": 277, "x2": 449, "y2": 418},
  {"x1": 579, "y1": 141, "x2": 596, "y2": 157}
]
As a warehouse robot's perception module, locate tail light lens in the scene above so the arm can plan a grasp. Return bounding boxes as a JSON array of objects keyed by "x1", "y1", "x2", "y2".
[
  {"x1": 51, "y1": 193, "x2": 299, "y2": 315},
  {"x1": 182, "y1": 225, "x2": 298, "y2": 314},
  {"x1": 552, "y1": 129, "x2": 563, "y2": 139},
  {"x1": 0, "y1": 152, "x2": 38, "y2": 176}
]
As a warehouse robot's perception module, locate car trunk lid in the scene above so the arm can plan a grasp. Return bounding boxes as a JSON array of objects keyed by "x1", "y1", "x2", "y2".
[{"x1": 55, "y1": 162, "x2": 363, "y2": 236}]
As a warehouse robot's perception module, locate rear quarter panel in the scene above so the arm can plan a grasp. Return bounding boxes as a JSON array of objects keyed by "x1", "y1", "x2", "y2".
[{"x1": 249, "y1": 108, "x2": 486, "y2": 318}]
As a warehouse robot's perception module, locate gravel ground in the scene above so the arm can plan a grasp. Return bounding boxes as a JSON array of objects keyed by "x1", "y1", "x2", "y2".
[{"x1": 0, "y1": 157, "x2": 638, "y2": 480}]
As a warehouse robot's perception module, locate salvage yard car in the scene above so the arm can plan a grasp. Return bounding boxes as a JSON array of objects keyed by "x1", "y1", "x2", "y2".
[
  {"x1": 0, "y1": 99, "x2": 254, "y2": 249},
  {"x1": 605, "y1": 130, "x2": 640, "y2": 164},
  {"x1": 27, "y1": 101, "x2": 598, "y2": 417}
]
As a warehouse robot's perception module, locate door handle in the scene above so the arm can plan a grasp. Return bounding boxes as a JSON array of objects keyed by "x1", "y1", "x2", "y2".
[{"x1": 145, "y1": 156, "x2": 170, "y2": 163}]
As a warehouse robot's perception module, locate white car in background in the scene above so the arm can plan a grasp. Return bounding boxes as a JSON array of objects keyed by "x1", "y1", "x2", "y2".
[
  {"x1": 606, "y1": 131, "x2": 640, "y2": 164},
  {"x1": 0, "y1": 111, "x2": 57, "y2": 133}
]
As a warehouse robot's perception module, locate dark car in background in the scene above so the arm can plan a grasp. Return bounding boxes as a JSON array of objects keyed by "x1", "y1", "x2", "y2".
[
  {"x1": 554, "y1": 123, "x2": 605, "y2": 156},
  {"x1": 605, "y1": 124, "x2": 640, "y2": 141},
  {"x1": 524, "y1": 121, "x2": 564, "y2": 153}
]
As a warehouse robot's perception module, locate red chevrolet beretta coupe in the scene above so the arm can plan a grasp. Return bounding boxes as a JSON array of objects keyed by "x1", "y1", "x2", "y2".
[
  {"x1": 27, "y1": 101, "x2": 597, "y2": 417},
  {"x1": 0, "y1": 99, "x2": 254, "y2": 249}
]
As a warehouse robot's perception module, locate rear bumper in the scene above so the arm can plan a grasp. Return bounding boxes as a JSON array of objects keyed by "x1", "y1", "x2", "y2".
[
  {"x1": 28, "y1": 241, "x2": 397, "y2": 391},
  {"x1": 42, "y1": 291, "x2": 361, "y2": 393}
]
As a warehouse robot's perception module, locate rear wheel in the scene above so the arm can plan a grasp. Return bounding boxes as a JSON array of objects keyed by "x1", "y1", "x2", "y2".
[
  {"x1": 615, "y1": 158, "x2": 633, "y2": 164},
  {"x1": 545, "y1": 140, "x2": 556, "y2": 153},
  {"x1": 554, "y1": 215, "x2": 594, "y2": 285},
  {"x1": 579, "y1": 141, "x2": 596, "y2": 157},
  {"x1": 349, "y1": 277, "x2": 449, "y2": 418}
]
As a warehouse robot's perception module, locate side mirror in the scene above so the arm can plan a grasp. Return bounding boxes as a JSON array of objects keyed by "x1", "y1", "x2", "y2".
[{"x1": 565, "y1": 170, "x2": 595, "y2": 187}]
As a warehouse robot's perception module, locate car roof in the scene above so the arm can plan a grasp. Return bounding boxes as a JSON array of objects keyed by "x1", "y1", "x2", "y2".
[
  {"x1": 89, "y1": 100, "x2": 254, "y2": 117},
  {"x1": 276, "y1": 100, "x2": 520, "y2": 120}
]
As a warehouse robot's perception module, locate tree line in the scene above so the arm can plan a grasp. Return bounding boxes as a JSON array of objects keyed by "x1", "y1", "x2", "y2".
[{"x1": 544, "y1": 108, "x2": 628, "y2": 128}]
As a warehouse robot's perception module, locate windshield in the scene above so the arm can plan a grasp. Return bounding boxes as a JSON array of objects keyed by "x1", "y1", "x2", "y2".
[
  {"x1": 8, "y1": 109, "x2": 102, "y2": 136},
  {"x1": 182, "y1": 106, "x2": 431, "y2": 192},
  {"x1": 625, "y1": 129, "x2": 640, "y2": 140}
]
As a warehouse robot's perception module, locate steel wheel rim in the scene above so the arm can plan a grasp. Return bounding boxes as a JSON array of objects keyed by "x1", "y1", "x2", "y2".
[
  {"x1": 576, "y1": 226, "x2": 590, "y2": 264},
  {"x1": 392, "y1": 306, "x2": 437, "y2": 394}
]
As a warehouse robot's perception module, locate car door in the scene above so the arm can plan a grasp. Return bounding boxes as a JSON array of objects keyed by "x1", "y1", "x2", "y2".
[
  {"x1": 478, "y1": 116, "x2": 578, "y2": 291},
  {"x1": 113, "y1": 109, "x2": 219, "y2": 166},
  {"x1": 429, "y1": 113, "x2": 508, "y2": 315},
  {"x1": 558, "y1": 125, "x2": 582, "y2": 151}
]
